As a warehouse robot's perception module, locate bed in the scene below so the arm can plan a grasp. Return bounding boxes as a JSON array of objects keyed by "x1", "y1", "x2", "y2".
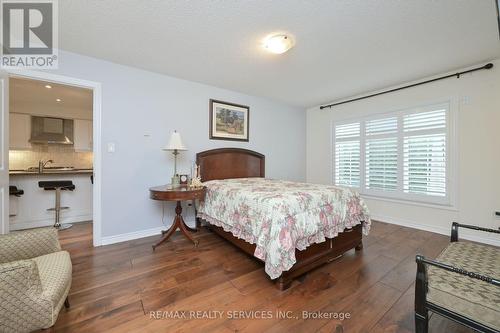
[{"x1": 196, "y1": 148, "x2": 370, "y2": 290}]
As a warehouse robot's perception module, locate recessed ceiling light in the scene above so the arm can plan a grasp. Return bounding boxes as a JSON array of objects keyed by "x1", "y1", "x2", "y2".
[
  {"x1": 56, "y1": 98, "x2": 61, "y2": 102},
  {"x1": 263, "y1": 34, "x2": 295, "y2": 54},
  {"x1": 45, "y1": 84, "x2": 52, "y2": 89}
]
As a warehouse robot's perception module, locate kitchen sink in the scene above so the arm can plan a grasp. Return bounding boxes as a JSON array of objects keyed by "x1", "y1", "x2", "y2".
[
  {"x1": 25, "y1": 166, "x2": 75, "y2": 172},
  {"x1": 44, "y1": 167, "x2": 75, "y2": 171}
]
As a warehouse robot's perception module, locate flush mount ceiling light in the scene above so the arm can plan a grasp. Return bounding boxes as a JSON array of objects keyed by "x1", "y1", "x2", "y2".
[
  {"x1": 263, "y1": 34, "x2": 295, "y2": 54},
  {"x1": 56, "y1": 98, "x2": 61, "y2": 102},
  {"x1": 45, "y1": 84, "x2": 52, "y2": 89}
]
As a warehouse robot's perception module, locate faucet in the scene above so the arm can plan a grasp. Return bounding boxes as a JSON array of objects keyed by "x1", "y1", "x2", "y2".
[{"x1": 38, "y1": 159, "x2": 53, "y2": 173}]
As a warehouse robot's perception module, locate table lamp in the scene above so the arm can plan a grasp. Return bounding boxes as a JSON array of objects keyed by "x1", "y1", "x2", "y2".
[{"x1": 163, "y1": 130, "x2": 187, "y2": 186}]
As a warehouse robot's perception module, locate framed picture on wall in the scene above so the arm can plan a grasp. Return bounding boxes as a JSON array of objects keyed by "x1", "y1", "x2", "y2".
[{"x1": 209, "y1": 99, "x2": 249, "y2": 142}]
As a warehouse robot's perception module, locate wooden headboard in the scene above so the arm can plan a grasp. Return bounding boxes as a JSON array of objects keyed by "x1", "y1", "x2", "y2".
[{"x1": 196, "y1": 148, "x2": 265, "y2": 182}]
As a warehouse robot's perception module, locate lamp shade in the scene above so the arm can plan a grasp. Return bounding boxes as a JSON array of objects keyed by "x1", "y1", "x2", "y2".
[{"x1": 163, "y1": 131, "x2": 187, "y2": 151}]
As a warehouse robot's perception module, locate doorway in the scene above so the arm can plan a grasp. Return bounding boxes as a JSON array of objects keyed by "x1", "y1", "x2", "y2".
[{"x1": 0, "y1": 70, "x2": 102, "y2": 246}]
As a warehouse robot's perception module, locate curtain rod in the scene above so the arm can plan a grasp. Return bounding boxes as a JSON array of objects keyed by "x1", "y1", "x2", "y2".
[
  {"x1": 496, "y1": 0, "x2": 500, "y2": 40},
  {"x1": 319, "y1": 63, "x2": 494, "y2": 110}
]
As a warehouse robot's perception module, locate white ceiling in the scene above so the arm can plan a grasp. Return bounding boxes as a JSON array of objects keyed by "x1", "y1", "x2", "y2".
[
  {"x1": 10, "y1": 77, "x2": 93, "y2": 111},
  {"x1": 59, "y1": 1, "x2": 500, "y2": 108}
]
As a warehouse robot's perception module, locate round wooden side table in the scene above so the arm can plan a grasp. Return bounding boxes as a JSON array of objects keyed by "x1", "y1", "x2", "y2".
[{"x1": 149, "y1": 184, "x2": 206, "y2": 250}]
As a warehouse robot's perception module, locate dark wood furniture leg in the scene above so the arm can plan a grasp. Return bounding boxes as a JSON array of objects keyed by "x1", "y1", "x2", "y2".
[
  {"x1": 153, "y1": 201, "x2": 198, "y2": 250},
  {"x1": 278, "y1": 276, "x2": 293, "y2": 291},
  {"x1": 415, "y1": 255, "x2": 429, "y2": 333},
  {"x1": 64, "y1": 297, "x2": 70, "y2": 309}
]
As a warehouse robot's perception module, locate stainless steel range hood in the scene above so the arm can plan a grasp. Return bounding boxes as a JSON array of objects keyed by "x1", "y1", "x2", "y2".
[{"x1": 30, "y1": 116, "x2": 74, "y2": 145}]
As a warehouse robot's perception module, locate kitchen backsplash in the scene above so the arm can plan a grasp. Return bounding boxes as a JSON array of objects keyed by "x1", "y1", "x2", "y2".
[{"x1": 9, "y1": 145, "x2": 93, "y2": 170}]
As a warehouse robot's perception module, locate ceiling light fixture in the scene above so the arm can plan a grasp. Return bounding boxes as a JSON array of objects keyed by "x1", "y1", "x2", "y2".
[
  {"x1": 56, "y1": 98, "x2": 61, "y2": 102},
  {"x1": 45, "y1": 85, "x2": 52, "y2": 89},
  {"x1": 263, "y1": 34, "x2": 295, "y2": 54}
]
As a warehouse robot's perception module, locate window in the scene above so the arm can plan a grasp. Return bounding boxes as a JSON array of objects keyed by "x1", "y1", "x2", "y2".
[
  {"x1": 333, "y1": 102, "x2": 452, "y2": 205},
  {"x1": 334, "y1": 123, "x2": 360, "y2": 187},
  {"x1": 365, "y1": 117, "x2": 398, "y2": 191},
  {"x1": 403, "y1": 109, "x2": 447, "y2": 197}
]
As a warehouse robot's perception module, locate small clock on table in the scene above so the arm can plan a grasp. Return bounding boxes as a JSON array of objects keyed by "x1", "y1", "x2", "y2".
[{"x1": 179, "y1": 174, "x2": 189, "y2": 185}]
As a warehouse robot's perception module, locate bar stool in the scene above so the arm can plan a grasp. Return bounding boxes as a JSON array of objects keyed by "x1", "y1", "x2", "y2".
[
  {"x1": 9, "y1": 186, "x2": 24, "y2": 197},
  {"x1": 9, "y1": 186, "x2": 24, "y2": 217},
  {"x1": 38, "y1": 181, "x2": 75, "y2": 230}
]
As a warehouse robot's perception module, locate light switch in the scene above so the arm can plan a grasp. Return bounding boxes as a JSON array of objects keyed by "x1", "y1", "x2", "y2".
[{"x1": 107, "y1": 142, "x2": 116, "y2": 153}]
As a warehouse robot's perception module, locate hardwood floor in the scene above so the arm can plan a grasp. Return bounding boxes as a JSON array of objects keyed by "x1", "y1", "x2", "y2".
[{"x1": 50, "y1": 221, "x2": 475, "y2": 333}]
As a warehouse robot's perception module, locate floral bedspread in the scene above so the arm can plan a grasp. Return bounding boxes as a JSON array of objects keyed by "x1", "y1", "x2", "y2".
[{"x1": 197, "y1": 178, "x2": 371, "y2": 279}]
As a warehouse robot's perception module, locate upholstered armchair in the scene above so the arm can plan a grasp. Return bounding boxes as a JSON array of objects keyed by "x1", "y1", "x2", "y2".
[{"x1": 0, "y1": 227, "x2": 72, "y2": 332}]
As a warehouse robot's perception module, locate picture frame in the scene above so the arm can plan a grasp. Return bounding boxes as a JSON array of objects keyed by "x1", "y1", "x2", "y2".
[{"x1": 209, "y1": 99, "x2": 249, "y2": 142}]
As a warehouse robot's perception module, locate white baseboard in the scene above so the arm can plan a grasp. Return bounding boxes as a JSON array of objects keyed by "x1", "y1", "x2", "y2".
[
  {"x1": 9, "y1": 215, "x2": 93, "y2": 231},
  {"x1": 100, "y1": 226, "x2": 164, "y2": 246},
  {"x1": 371, "y1": 214, "x2": 500, "y2": 247}
]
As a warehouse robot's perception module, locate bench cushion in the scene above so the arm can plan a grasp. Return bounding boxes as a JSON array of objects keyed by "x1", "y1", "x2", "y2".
[{"x1": 427, "y1": 242, "x2": 500, "y2": 331}]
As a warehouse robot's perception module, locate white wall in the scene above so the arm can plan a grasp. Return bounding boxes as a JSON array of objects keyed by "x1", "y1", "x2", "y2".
[
  {"x1": 307, "y1": 59, "x2": 500, "y2": 245},
  {"x1": 38, "y1": 51, "x2": 306, "y2": 239}
]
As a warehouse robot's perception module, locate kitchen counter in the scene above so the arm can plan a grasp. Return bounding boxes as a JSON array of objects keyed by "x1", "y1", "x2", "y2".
[
  {"x1": 9, "y1": 172, "x2": 93, "y2": 230},
  {"x1": 10, "y1": 169, "x2": 93, "y2": 176}
]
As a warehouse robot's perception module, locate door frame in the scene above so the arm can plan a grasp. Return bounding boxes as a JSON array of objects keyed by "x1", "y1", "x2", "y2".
[
  {"x1": 7, "y1": 69, "x2": 103, "y2": 246},
  {"x1": 0, "y1": 71, "x2": 8, "y2": 234}
]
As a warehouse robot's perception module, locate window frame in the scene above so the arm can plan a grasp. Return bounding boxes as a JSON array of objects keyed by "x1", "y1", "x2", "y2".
[{"x1": 331, "y1": 100, "x2": 457, "y2": 209}]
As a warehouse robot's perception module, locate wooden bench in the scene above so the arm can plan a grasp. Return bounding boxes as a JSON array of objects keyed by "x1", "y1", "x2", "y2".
[{"x1": 415, "y1": 222, "x2": 500, "y2": 333}]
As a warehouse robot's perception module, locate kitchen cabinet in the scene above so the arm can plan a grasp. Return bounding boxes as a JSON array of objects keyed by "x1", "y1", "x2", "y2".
[
  {"x1": 74, "y1": 119, "x2": 93, "y2": 152},
  {"x1": 9, "y1": 113, "x2": 31, "y2": 149}
]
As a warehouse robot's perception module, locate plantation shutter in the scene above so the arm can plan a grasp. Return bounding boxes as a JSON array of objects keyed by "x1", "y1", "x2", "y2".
[
  {"x1": 365, "y1": 117, "x2": 398, "y2": 191},
  {"x1": 332, "y1": 103, "x2": 450, "y2": 205},
  {"x1": 334, "y1": 122, "x2": 360, "y2": 187},
  {"x1": 403, "y1": 109, "x2": 447, "y2": 197}
]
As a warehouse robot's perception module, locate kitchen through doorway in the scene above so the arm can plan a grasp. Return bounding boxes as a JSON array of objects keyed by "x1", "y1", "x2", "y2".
[{"x1": 6, "y1": 71, "x2": 102, "y2": 246}]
